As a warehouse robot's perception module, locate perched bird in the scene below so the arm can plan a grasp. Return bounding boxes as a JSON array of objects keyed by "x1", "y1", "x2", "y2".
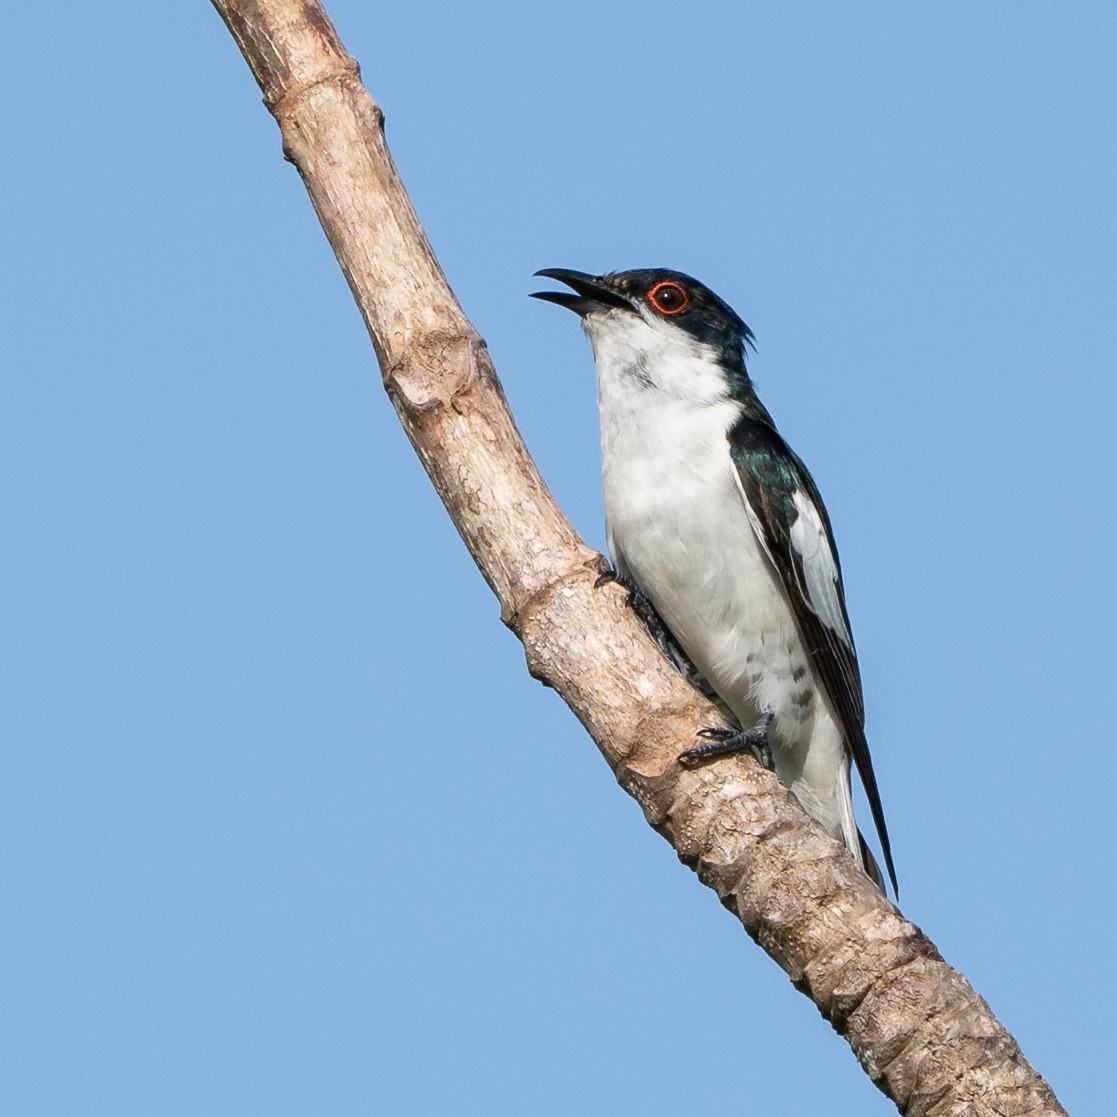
[{"x1": 531, "y1": 268, "x2": 897, "y2": 894}]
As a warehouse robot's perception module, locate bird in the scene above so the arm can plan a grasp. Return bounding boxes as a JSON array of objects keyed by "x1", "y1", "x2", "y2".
[{"x1": 531, "y1": 267, "x2": 897, "y2": 895}]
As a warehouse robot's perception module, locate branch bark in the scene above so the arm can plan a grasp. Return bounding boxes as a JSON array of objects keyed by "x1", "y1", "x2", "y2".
[{"x1": 209, "y1": 3, "x2": 1067, "y2": 1114}]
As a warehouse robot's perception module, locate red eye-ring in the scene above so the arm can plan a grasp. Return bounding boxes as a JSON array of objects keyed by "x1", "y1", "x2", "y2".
[{"x1": 647, "y1": 281, "x2": 690, "y2": 316}]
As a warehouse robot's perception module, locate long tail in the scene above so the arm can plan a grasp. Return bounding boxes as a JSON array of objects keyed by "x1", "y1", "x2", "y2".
[
  {"x1": 857, "y1": 830, "x2": 888, "y2": 893},
  {"x1": 833, "y1": 760, "x2": 891, "y2": 895}
]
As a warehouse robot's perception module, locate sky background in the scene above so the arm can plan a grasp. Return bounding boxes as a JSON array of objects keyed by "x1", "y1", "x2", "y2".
[{"x1": 4, "y1": 3, "x2": 1115, "y2": 1114}]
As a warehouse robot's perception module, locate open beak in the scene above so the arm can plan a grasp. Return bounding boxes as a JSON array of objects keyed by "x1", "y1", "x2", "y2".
[{"x1": 530, "y1": 268, "x2": 630, "y2": 316}]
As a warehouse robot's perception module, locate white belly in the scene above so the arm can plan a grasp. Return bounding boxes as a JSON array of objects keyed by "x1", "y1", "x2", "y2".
[
  {"x1": 599, "y1": 381, "x2": 853, "y2": 845},
  {"x1": 603, "y1": 402, "x2": 801, "y2": 731}
]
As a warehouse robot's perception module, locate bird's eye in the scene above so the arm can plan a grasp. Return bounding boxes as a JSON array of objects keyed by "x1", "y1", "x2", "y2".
[{"x1": 647, "y1": 281, "x2": 690, "y2": 316}]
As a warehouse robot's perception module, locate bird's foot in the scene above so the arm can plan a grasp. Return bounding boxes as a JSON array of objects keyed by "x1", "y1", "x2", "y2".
[
  {"x1": 590, "y1": 554, "x2": 617, "y2": 589},
  {"x1": 679, "y1": 711, "x2": 775, "y2": 771},
  {"x1": 591, "y1": 559, "x2": 720, "y2": 707},
  {"x1": 624, "y1": 586, "x2": 670, "y2": 640},
  {"x1": 593, "y1": 562, "x2": 680, "y2": 656}
]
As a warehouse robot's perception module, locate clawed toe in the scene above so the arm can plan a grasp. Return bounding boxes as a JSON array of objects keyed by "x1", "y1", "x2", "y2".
[{"x1": 678, "y1": 711, "x2": 774, "y2": 770}]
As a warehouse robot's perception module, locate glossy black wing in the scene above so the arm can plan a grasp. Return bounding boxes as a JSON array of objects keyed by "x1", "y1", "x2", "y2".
[{"x1": 728, "y1": 413, "x2": 897, "y2": 894}]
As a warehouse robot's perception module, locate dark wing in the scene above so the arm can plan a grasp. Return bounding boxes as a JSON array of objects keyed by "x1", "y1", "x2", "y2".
[{"x1": 729, "y1": 413, "x2": 898, "y2": 895}]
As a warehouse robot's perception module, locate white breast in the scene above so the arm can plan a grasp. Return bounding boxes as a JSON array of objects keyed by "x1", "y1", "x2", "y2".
[{"x1": 586, "y1": 309, "x2": 805, "y2": 730}]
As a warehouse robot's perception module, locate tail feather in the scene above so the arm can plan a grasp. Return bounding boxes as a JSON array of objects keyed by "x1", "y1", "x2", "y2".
[
  {"x1": 858, "y1": 829, "x2": 888, "y2": 894},
  {"x1": 833, "y1": 759, "x2": 893, "y2": 896}
]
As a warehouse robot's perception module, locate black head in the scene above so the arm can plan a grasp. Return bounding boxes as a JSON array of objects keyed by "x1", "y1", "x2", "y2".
[{"x1": 531, "y1": 267, "x2": 756, "y2": 375}]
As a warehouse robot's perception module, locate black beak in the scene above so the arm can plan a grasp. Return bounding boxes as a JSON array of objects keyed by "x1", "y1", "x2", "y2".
[{"x1": 530, "y1": 268, "x2": 630, "y2": 316}]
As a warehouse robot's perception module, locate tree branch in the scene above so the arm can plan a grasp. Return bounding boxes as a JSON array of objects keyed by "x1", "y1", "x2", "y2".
[{"x1": 209, "y1": 3, "x2": 1067, "y2": 1114}]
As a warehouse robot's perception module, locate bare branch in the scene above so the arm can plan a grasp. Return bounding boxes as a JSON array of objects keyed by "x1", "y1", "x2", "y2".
[{"x1": 209, "y1": 3, "x2": 1067, "y2": 1114}]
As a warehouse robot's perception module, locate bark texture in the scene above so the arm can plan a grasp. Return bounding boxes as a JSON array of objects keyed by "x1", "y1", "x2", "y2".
[{"x1": 210, "y1": 3, "x2": 1067, "y2": 1114}]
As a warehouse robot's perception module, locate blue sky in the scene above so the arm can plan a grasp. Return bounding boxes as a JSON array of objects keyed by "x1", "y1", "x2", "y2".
[{"x1": 4, "y1": 3, "x2": 1114, "y2": 1114}]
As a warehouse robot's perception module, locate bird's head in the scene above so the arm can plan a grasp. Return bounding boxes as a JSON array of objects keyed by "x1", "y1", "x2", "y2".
[{"x1": 531, "y1": 268, "x2": 756, "y2": 401}]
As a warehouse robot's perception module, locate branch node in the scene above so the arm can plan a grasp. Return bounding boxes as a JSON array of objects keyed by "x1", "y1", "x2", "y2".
[{"x1": 270, "y1": 58, "x2": 362, "y2": 116}]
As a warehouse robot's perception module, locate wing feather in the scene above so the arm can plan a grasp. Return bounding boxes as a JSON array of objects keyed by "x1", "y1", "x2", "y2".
[{"x1": 729, "y1": 413, "x2": 897, "y2": 894}]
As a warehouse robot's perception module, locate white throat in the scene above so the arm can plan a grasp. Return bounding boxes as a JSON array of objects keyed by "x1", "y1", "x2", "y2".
[
  {"x1": 583, "y1": 307, "x2": 730, "y2": 407},
  {"x1": 582, "y1": 308, "x2": 743, "y2": 593}
]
